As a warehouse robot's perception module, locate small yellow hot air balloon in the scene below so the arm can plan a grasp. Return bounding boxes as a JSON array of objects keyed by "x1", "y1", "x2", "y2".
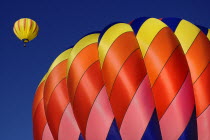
[{"x1": 13, "y1": 18, "x2": 39, "y2": 47}]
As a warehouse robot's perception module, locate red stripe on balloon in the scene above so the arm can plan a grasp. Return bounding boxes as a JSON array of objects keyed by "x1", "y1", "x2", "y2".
[
  {"x1": 186, "y1": 31, "x2": 210, "y2": 83},
  {"x1": 193, "y1": 64, "x2": 210, "y2": 116},
  {"x1": 29, "y1": 20, "x2": 33, "y2": 31},
  {"x1": 32, "y1": 82, "x2": 45, "y2": 118},
  {"x1": 33, "y1": 100, "x2": 52, "y2": 140},
  {"x1": 142, "y1": 25, "x2": 195, "y2": 139},
  {"x1": 24, "y1": 18, "x2": 26, "y2": 31},
  {"x1": 33, "y1": 80, "x2": 53, "y2": 140},
  {"x1": 144, "y1": 27, "x2": 179, "y2": 86},
  {"x1": 44, "y1": 58, "x2": 82, "y2": 140},
  {"x1": 185, "y1": 32, "x2": 210, "y2": 117},
  {"x1": 101, "y1": 32, "x2": 139, "y2": 98},
  {"x1": 44, "y1": 60, "x2": 67, "y2": 107},
  {"x1": 46, "y1": 79, "x2": 69, "y2": 139},
  {"x1": 152, "y1": 46, "x2": 189, "y2": 119},
  {"x1": 67, "y1": 43, "x2": 98, "y2": 103},
  {"x1": 159, "y1": 73, "x2": 194, "y2": 139},
  {"x1": 73, "y1": 61, "x2": 104, "y2": 136},
  {"x1": 109, "y1": 49, "x2": 146, "y2": 127}
]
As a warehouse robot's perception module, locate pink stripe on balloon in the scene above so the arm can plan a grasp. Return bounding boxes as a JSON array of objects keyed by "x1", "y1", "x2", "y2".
[
  {"x1": 197, "y1": 106, "x2": 210, "y2": 140},
  {"x1": 160, "y1": 73, "x2": 195, "y2": 140},
  {"x1": 42, "y1": 124, "x2": 54, "y2": 140},
  {"x1": 58, "y1": 103, "x2": 81, "y2": 140},
  {"x1": 120, "y1": 76, "x2": 155, "y2": 140},
  {"x1": 86, "y1": 86, "x2": 114, "y2": 140}
]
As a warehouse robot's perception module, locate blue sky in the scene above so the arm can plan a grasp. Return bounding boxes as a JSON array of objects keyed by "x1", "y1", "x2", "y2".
[{"x1": 0, "y1": 0, "x2": 209, "y2": 139}]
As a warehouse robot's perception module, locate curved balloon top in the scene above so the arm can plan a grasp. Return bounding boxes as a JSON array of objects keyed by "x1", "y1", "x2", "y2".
[{"x1": 13, "y1": 18, "x2": 39, "y2": 47}]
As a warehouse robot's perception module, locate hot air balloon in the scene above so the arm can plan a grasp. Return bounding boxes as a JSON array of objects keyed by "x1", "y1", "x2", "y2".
[
  {"x1": 43, "y1": 49, "x2": 84, "y2": 140},
  {"x1": 32, "y1": 17, "x2": 210, "y2": 140},
  {"x1": 13, "y1": 18, "x2": 39, "y2": 47}
]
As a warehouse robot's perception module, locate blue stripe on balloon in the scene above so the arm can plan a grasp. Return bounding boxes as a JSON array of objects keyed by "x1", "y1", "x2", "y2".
[
  {"x1": 142, "y1": 109, "x2": 162, "y2": 140},
  {"x1": 130, "y1": 17, "x2": 150, "y2": 35},
  {"x1": 161, "y1": 17, "x2": 182, "y2": 32},
  {"x1": 78, "y1": 133, "x2": 84, "y2": 140},
  {"x1": 106, "y1": 119, "x2": 122, "y2": 140},
  {"x1": 178, "y1": 107, "x2": 197, "y2": 140},
  {"x1": 196, "y1": 25, "x2": 208, "y2": 35}
]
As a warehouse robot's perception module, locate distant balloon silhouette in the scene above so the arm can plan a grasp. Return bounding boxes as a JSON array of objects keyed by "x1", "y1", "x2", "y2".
[
  {"x1": 13, "y1": 18, "x2": 39, "y2": 47},
  {"x1": 33, "y1": 17, "x2": 209, "y2": 140}
]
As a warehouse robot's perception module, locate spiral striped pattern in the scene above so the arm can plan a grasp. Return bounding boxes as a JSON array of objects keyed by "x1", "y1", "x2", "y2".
[
  {"x1": 131, "y1": 17, "x2": 197, "y2": 139},
  {"x1": 161, "y1": 17, "x2": 210, "y2": 140},
  {"x1": 43, "y1": 49, "x2": 83, "y2": 140},
  {"x1": 67, "y1": 33, "x2": 121, "y2": 140},
  {"x1": 32, "y1": 75, "x2": 54, "y2": 140},
  {"x1": 33, "y1": 17, "x2": 210, "y2": 140},
  {"x1": 98, "y1": 23, "x2": 161, "y2": 140}
]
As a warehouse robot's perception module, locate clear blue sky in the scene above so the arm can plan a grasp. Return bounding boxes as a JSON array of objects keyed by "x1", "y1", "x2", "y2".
[{"x1": 0, "y1": 0, "x2": 209, "y2": 139}]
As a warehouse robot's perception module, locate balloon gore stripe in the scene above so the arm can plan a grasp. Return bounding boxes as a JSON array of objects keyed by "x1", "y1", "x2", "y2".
[
  {"x1": 32, "y1": 77, "x2": 53, "y2": 140},
  {"x1": 161, "y1": 17, "x2": 210, "y2": 140},
  {"x1": 43, "y1": 49, "x2": 83, "y2": 140},
  {"x1": 33, "y1": 17, "x2": 210, "y2": 140},
  {"x1": 98, "y1": 23, "x2": 161, "y2": 139}
]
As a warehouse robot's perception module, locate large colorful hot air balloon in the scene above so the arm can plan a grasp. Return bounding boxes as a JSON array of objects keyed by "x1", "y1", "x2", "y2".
[
  {"x1": 32, "y1": 17, "x2": 210, "y2": 140},
  {"x1": 13, "y1": 18, "x2": 39, "y2": 47}
]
